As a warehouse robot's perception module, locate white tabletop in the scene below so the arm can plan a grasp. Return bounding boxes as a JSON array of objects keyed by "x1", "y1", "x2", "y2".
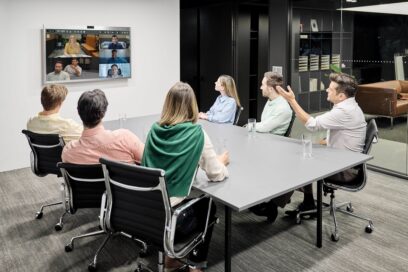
[{"x1": 105, "y1": 114, "x2": 372, "y2": 212}]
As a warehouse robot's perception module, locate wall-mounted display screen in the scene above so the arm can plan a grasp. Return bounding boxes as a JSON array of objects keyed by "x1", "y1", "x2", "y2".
[{"x1": 43, "y1": 26, "x2": 131, "y2": 84}]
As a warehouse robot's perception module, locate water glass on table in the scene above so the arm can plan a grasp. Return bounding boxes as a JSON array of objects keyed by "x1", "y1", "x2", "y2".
[
  {"x1": 301, "y1": 133, "x2": 312, "y2": 158},
  {"x1": 247, "y1": 118, "x2": 256, "y2": 135}
]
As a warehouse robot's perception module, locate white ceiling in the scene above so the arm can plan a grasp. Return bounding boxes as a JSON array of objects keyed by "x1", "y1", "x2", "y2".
[{"x1": 340, "y1": 2, "x2": 408, "y2": 15}]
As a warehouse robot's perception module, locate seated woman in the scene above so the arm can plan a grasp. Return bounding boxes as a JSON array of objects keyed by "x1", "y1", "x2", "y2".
[
  {"x1": 198, "y1": 75, "x2": 241, "y2": 124},
  {"x1": 142, "y1": 82, "x2": 229, "y2": 272},
  {"x1": 64, "y1": 35, "x2": 81, "y2": 55}
]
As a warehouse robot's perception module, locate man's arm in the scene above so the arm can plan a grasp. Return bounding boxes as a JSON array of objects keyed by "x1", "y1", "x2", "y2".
[{"x1": 276, "y1": 86, "x2": 311, "y2": 125}]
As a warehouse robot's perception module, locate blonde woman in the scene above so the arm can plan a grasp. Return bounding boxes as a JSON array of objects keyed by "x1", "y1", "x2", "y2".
[
  {"x1": 142, "y1": 82, "x2": 229, "y2": 272},
  {"x1": 198, "y1": 75, "x2": 241, "y2": 124},
  {"x1": 64, "y1": 35, "x2": 80, "y2": 55}
]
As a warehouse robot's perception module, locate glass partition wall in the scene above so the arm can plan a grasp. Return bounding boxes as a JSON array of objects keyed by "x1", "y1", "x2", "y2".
[{"x1": 290, "y1": 0, "x2": 408, "y2": 176}]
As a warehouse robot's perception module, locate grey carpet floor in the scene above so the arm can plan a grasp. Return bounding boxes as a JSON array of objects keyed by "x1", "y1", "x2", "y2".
[{"x1": 1, "y1": 167, "x2": 407, "y2": 272}]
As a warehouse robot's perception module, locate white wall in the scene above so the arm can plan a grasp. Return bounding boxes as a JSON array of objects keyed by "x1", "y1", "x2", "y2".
[{"x1": 0, "y1": 0, "x2": 180, "y2": 172}]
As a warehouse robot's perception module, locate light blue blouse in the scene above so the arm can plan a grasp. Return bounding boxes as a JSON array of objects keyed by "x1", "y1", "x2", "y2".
[{"x1": 206, "y1": 95, "x2": 237, "y2": 124}]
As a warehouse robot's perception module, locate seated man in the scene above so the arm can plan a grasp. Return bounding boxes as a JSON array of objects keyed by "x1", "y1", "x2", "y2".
[
  {"x1": 64, "y1": 58, "x2": 82, "y2": 77},
  {"x1": 107, "y1": 49, "x2": 127, "y2": 64},
  {"x1": 248, "y1": 72, "x2": 293, "y2": 222},
  {"x1": 277, "y1": 72, "x2": 367, "y2": 214},
  {"x1": 256, "y1": 71, "x2": 292, "y2": 134},
  {"x1": 62, "y1": 89, "x2": 144, "y2": 164},
  {"x1": 47, "y1": 61, "x2": 70, "y2": 81},
  {"x1": 108, "y1": 35, "x2": 124, "y2": 49},
  {"x1": 27, "y1": 84, "x2": 82, "y2": 143}
]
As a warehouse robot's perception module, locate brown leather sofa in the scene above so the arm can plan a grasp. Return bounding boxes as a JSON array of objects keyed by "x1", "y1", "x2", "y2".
[{"x1": 356, "y1": 80, "x2": 408, "y2": 127}]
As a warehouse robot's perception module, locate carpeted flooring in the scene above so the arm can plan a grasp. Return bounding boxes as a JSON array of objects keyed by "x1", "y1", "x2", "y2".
[{"x1": 1, "y1": 167, "x2": 408, "y2": 272}]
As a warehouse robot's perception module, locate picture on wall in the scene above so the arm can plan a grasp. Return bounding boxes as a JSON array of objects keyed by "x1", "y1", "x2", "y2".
[{"x1": 43, "y1": 26, "x2": 131, "y2": 84}]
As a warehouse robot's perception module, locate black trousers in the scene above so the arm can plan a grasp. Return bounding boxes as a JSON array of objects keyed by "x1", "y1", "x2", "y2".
[{"x1": 174, "y1": 199, "x2": 217, "y2": 267}]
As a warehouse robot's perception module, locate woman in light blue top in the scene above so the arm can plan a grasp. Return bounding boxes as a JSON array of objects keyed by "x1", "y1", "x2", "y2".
[{"x1": 199, "y1": 75, "x2": 241, "y2": 124}]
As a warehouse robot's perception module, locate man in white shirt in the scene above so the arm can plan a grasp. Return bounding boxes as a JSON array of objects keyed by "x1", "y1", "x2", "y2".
[
  {"x1": 27, "y1": 84, "x2": 82, "y2": 143},
  {"x1": 47, "y1": 61, "x2": 70, "y2": 81},
  {"x1": 277, "y1": 72, "x2": 366, "y2": 215},
  {"x1": 64, "y1": 58, "x2": 82, "y2": 77}
]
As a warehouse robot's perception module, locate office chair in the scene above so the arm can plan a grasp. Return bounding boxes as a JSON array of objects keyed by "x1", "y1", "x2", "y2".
[
  {"x1": 323, "y1": 118, "x2": 378, "y2": 241},
  {"x1": 234, "y1": 106, "x2": 244, "y2": 126},
  {"x1": 22, "y1": 130, "x2": 66, "y2": 230},
  {"x1": 295, "y1": 119, "x2": 378, "y2": 242},
  {"x1": 283, "y1": 110, "x2": 296, "y2": 137},
  {"x1": 57, "y1": 163, "x2": 107, "y2": 248},
  {"x1": 90, "y1": 157, "x2": 214, "y2": 272}
]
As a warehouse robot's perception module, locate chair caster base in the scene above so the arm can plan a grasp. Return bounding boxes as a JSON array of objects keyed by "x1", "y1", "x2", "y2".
[
  {"x1": 331, "y1": 233, "x2": 339, "y2": 242},
  {"x1": 65, "y1": 244, "x2": 73, "y2": 252},
  {"x1": 88, "y1": 263, "x2": 97, "y2": 272},
  {"x1": 55, "y1": 223, "x2": 63, "y2": 231},
  {"x1": 35, "y1": 212, "x2": 43, "y2": 219},
  {"x1": 365, "y1": 224, "x2": 373, "y2": 233},
  {"x1": 138, "y1": 249, "x2": 149, "y2": 258}
]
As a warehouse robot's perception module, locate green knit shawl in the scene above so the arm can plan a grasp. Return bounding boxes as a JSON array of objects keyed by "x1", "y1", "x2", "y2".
[{"x1": 141, "y1": 122, "x2": 205, "y2": 197}]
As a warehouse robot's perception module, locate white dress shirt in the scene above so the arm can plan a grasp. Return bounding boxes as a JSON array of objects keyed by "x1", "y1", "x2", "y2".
[{"x1": 305, "y1": 97, "x2": 366, "y2": 152}]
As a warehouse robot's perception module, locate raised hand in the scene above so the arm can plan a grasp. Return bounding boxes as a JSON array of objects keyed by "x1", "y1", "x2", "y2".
[{"x1": 276, "y1": 85, "x2": 296, "y2": 101}]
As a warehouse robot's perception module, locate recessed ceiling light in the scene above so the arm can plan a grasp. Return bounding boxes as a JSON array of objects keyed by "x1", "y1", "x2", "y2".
[{"x1": 346, "y1": 0, "x2": 358, "y2": 3}]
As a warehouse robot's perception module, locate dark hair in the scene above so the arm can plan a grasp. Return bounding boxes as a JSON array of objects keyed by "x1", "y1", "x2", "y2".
[
  {"x1": 264, "y1": 71, "x2": 283, "y2": 88},
  {"x1": 77, "y1": 89, "x2": 108, "y2": 128},
  {"x1": 329, "y1": 72, "x2": 357, "y2": 97},
  {"x1": 112, "y1": 49, "x2": 117, "y2": 53},
  {"x1": 55, "y1": 60, "x2": 63, "y2": 66},
  {"x1": 111, "y1": 64, "x2": 118, "y2": 69},
  {"x1": 112, "y1": 35, "x2": 117, "y2": 38}
]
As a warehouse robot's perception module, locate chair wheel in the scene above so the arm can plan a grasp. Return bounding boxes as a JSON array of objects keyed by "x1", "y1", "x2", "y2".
[
  {"x1": 88, "y1": 263, "x2": 97, "y2": 272},
  {"x1": 55, "y1": 223, "x2": 63, "y2": 231},
  {"x1": 139, "y1": 248, "x2": 150, "y2": 258},
  {"x1": 331, "y1": 233, "x2": 339, "y2": 242},
  {"x1": 346, "y1": 205, "x2": 354, "y2": 213},
  {"x1": 35, "y1": 212, "x2": 43, "y2": 219},
  {"x1": 295, "y1": 216, "x2": 301, "y2": 225},
  {"x1": 65, "y1": 244, "x2": 73, "y2": 252},
  {"x1": 365, "y1": 225, "x2": 373, "y2": 233}
]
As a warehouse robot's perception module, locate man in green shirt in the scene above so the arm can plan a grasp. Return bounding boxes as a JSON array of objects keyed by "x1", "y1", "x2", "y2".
[
  {"x1": 255, "y1": 71, "x2": 292, "y2": 135},
  {"x1": 249, "y1": 71, "x2": 293, "y2": 222}
]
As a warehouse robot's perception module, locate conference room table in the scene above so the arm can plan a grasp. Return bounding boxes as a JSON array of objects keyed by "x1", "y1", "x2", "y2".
[{"x1": 105, "y1": 114, "x2": 372, "y2": 272}]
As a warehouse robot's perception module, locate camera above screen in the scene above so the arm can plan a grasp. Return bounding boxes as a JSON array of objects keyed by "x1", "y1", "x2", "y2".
[{"x1": 43, "y1": 26, "x2": 131, "y2": 84}]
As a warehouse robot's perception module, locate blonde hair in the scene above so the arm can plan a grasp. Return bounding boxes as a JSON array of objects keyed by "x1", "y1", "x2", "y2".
[
  {"x1": 218, "y1": 75, "x2": 241, "y2": 107},
  {"x1": 160, "y1": 82, "x2": 199, "y2": 126},
  {"x1": 41, "y1": 84, "x2": 68, "y2": 111}
]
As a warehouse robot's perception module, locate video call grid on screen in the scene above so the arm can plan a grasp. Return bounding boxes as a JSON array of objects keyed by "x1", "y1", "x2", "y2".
[{"x1": 43, "y1": 26, "x2": 132, "y2": 84}]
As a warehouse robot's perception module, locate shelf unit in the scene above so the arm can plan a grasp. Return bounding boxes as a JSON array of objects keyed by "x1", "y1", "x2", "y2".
[{"x1": 291, "y1": 9, "x2": 354, "y2": 113}]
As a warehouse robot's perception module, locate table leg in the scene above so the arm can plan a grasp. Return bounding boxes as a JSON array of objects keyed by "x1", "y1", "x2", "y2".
[
  {"x1": 316, "y1": 180, "x2": 322, "y2": 248},
  {"x1": 225, "y1": 205, "x2": 231, "y2": 272}
]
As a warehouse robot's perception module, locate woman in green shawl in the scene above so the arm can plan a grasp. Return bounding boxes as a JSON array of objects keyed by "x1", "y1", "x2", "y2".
[{"x1": 142, "y1": 82, "x2": 229, "y2": 272}]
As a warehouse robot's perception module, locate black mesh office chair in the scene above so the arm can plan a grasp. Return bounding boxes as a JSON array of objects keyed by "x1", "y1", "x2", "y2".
[
  {"x1": 90, "y1": 157, "x2": 214, "y2": 272},
  {"x1": 22, "y1": 130, "x2": 66, "y2": 230},
  {"x1": 323, "y1": 118, "x2": 378, "y2": 241},
  {"x1": 234, "y1": 106, "x2": 244, "y2": 126},
  {"x1": 295, "y1": 119, "x2": 378, "y2": 241},
  {"x1": 57, "y1": 163, "x2": 107, "y2": 247},
  {"x1": 283, "y1": 111, "x2": 296, "y2": 137}
]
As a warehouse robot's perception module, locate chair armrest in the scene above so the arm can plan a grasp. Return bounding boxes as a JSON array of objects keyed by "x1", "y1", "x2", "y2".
[{"x1": 165, "y1": 195, "x2": 213, "y2": 259}]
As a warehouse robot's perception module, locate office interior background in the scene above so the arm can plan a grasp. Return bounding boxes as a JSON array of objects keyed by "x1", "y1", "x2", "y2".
[{"x1": 1, "y1": 0, "x2": 408, "y2": 271}]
